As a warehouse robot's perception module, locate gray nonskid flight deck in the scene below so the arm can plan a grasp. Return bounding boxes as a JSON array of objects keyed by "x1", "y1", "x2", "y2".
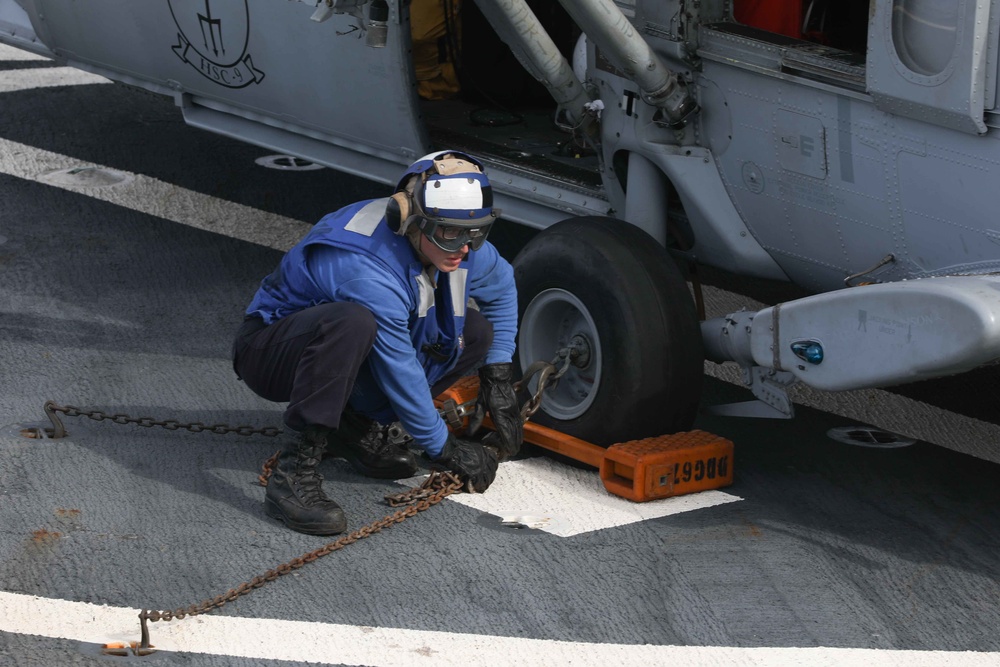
[{"x1": 1, "y1": 56, "x2": 999, "y2": 665}]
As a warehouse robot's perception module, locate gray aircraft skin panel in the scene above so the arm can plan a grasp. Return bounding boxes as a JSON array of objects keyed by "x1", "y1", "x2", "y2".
[
  {"x1": 867, "y1": 0, "x2": 993, "y2": 135},
  {"x1": 34, "y1": 0, "x2": 427, "y2": 161},
  {"x1": 699, "y1": 46, "x2": 1000, "y2": 294},
  {"x1": 704, "y1": 61, "x2": 895, "y2": 293}
]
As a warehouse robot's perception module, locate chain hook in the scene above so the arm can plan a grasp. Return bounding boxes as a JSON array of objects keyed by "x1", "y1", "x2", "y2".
[
  {"x1": 43, "y1": 401, "x2": 67, "y2": 439},
  {"x1": 551, "y1": 347, "x2": 573, "y2": 381}
]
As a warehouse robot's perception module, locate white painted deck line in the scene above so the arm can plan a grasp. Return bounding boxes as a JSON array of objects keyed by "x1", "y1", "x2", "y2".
[
  {"x1": 0, "y1": 62, "x2": 998, "y2": 465},
  {"x1": 0, "y1": 591, "x2": 996, "y2": 666},
  {"x1": 0, "y1": 43, "x2": 49, "y2": 60},
  {"x1": 0, "y1": 66, "x2": 110, "y2": 92},
  {"x1": 0, "y1": 136, "x2": 313, "y2": 252},
  {"x1": 402, "y1": 458, "x2": 742, "y2": 537}
]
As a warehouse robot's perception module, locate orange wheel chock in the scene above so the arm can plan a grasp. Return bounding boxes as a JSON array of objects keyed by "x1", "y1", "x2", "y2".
[{"x1": 435, "y1": 377, "x2": 734, "y2": 502}]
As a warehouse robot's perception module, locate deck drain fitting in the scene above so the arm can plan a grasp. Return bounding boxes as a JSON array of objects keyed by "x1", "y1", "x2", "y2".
[
  {"x1": 827, "y1": 426, "x2": 915, "y2": 449},
  {"x1": 39, "y1": 166, "x2": 134, "y2": 189},
  {"x1": 8, "y1": 422, "x2": 62, "y2": 440},
  {"x1": 254, "y1": 155, "x2": 324, "y2": 171},
  {"x1": 98, "y1": 641, "x2": 156, "y2": 658},
  {"x1": 19, "y1": 426, "x2": 56, "y2": 439}
]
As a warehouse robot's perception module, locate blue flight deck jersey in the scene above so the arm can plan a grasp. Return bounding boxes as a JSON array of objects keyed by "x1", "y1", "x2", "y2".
[{"x1": 245, "y1": 198, "x2": 517, "y2": 456}]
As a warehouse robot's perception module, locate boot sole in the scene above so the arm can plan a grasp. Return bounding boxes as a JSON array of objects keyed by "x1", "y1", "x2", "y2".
[{"x1": 264, "y1": 497, "x2": 347, "y2": 536}]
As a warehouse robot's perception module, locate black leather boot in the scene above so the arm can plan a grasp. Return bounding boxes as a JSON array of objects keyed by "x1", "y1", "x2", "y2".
[
  {"x1": 265, "y1": 426, "x2": 347, "y2": 535},
  {"x1": 326, "y1": 408, "x2": 418, "y2": 480}
]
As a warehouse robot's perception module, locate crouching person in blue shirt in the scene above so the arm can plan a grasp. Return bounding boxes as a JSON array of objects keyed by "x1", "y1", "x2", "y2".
[{"x1": 233, "y1": 151, "x2": 523, "y2": 535}]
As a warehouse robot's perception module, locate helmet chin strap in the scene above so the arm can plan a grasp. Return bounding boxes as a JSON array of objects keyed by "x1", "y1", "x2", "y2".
[{"x1": 408, "y1": 230, "x2": 440, "y2": 288}]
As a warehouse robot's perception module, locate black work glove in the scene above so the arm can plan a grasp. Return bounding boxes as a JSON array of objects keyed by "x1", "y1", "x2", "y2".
[
  {"x1": 467, "y1": 362, "x2": 524, "y2": 460},
  {"x1": 431, "y1": 433, "x2": 499, "y2": 493}
]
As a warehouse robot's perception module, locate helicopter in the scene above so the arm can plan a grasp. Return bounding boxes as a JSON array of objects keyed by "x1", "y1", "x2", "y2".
[{"x1": 1, "y1": 0, "x2": 996, "y2": 446}]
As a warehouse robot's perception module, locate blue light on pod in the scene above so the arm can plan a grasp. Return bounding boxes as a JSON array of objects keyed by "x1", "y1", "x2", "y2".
[{"x1": 791, "y1": 339, "x2": 824, "y2": 365}]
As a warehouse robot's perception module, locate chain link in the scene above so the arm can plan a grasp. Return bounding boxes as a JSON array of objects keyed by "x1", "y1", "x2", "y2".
[
  {"x1": 257, "y1": 450, "x2": 282, "y2": 487},
  {"x1": 38, "y1": 401, "x2": 281, "y2": 440},
  {"x1": 515, "y1": 351, "x2": 570, "y2": 421}
]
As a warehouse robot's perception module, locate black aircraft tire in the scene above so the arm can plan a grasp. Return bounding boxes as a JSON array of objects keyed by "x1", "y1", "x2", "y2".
[{"x1": 512, "y1": 216, "x2": 703, "y2": 447}]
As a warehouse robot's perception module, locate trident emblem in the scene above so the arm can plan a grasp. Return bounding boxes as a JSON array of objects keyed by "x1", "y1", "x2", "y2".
[{"x1": 198, "y1": 0, "x2": 224, "y2": 57}]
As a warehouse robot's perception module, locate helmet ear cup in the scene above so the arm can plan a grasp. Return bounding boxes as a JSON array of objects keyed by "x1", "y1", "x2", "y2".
[{"x1": 385, "y1": 191, "x2": 413, "y2": 233}]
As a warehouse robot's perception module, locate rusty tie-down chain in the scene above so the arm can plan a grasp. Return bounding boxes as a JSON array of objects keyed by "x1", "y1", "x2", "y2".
[
  {"x1": 28, "y1": 401, "x2": 282, "y2": 440},
  {"x1": 136, "y1": 471, "x2": 463, "y2": 652},
  {"x1": 32, "y1": 350, "x2": 571, "y2": 442},
  {"x1": 34, "y1": 354, "x2": 570, "y2": 654}
]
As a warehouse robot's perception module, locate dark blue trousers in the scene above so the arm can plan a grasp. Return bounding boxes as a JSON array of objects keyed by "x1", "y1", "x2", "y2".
[{"x1": 232, "y1": 302, "x2": 493, "y2": 431}]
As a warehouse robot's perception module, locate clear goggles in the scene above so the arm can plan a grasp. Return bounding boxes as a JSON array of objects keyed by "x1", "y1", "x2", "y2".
[{"x1": 414, "y1": 212, "x2": 498, "y2": 252}]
